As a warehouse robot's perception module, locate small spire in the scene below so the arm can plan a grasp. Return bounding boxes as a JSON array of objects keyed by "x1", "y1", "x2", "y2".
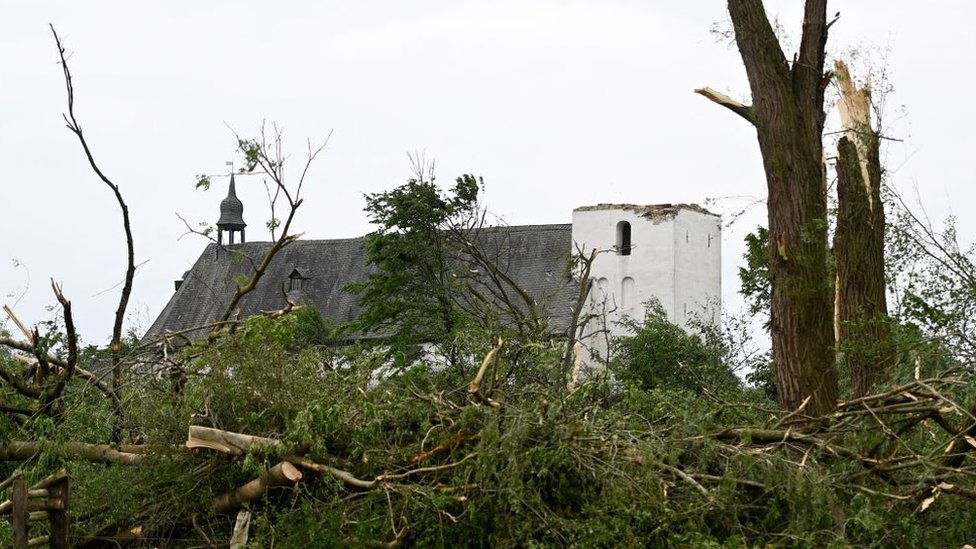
[
  {"x1": 217, "y1": 174, "x2": 246, "y2": 245},
  {"x1": 227, "y1": 173, "x2": 238, "y2": 198}
]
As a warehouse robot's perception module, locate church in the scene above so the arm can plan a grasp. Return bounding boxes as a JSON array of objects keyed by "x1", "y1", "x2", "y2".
[{"x1": 145, "y1": 178, "x2": 722, "y2": 356}]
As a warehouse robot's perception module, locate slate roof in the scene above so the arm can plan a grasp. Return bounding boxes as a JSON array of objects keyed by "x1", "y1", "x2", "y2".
[{"x1": 145, "y1": 224, "x2": 579, "y2": 342}]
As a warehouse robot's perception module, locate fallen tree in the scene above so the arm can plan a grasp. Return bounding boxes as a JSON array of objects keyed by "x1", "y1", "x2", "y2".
[
  {"x1": 0, "y1": 442, "x2": 144, "y2": 466},
  {"x1": 1, "y1": 309, "x2": 976, "y2": 546}
]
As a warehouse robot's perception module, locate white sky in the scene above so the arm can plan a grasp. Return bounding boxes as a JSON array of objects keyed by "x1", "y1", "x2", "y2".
[{"x1": 1, "y1": 1, "x2": 973, "y2": 344}]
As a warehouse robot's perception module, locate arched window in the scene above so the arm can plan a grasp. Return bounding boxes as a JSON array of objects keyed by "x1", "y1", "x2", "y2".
[
  {"x1": 621, "y1": 277, "x2": 635, "y2": 308},
  {"x1": 616, "y1": 221, "x2": 632, "y2": 256},
  {"x1": 591, "y1": 277, "x2": 611, "y2": 304}
]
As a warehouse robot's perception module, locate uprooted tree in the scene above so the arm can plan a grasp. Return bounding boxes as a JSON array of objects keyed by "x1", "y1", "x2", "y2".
[{"x1": 698, "y1": 0, "x2": 892, "y2": 415}]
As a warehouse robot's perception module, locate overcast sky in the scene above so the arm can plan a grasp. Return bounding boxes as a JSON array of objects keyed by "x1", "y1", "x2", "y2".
[{"x1": 2, "y1": 1, "x2": 973, "y2": 344}]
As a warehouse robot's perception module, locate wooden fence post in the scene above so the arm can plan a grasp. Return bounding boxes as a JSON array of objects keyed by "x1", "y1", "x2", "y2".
[
  {"x1": 48, "y1": 476, "x2": 69, "y2": 549},
  {"x1": 12, "y1": 477, "x2": 27, "y2": 549},
  {"x1": 2, "y1": 471, "x2": 69, "y2": 548}
]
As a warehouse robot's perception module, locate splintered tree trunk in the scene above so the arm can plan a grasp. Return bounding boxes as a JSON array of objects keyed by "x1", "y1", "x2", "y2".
[
  {"x1": 727, "y1": 0, "x2": 837, "y2": 416},
  {"x1": 833, "y1": 61, "x2": 892, "y2": 397}
]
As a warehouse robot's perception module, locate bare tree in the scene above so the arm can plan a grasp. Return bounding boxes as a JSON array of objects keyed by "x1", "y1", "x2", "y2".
[
  {"x1": 51, "y1": 25, "x2": 135, "y2": 437},
  {"x1": 0, "y1": 24, "x2": 153, "y2": 440}
]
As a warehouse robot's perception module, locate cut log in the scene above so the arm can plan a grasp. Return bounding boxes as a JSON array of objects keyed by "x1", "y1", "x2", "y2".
[
  {"x1": 32, "y1": 469, "x2": 69, "y2": 490},
  {"x1": 212, "y1": 461, "x2": 302, "y2": 514},
  {"x1": 0, "y1": 471, "x2": 23, "y2": 494},
  {"x1": 186, "y1": 425, "x2": 282, "y2": 456}
]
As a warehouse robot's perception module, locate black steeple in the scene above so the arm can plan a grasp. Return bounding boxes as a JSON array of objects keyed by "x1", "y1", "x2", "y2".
[{"x1": 217, "y1": 174, "x2": 246, "y2": 245}]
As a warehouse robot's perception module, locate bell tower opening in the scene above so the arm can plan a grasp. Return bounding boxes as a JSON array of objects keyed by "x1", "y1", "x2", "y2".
[{"x1": 616, "y1": 220, "x2": 632, "y2": 256}]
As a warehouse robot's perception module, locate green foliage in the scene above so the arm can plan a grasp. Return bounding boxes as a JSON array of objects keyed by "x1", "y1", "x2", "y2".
[
  {"x1": 611, "y1": 301, "x2": 740, "y2": 394},
  {"x1": 194, "y1": 174, "x2": 211, "y2": 190},
  {"x1": 887, "y1": 198, "x2": 976, "y2": 364},
  {"x1": 0, "y1": 306, "x2": 975, "y2": 547},
  {"x1": 236, "y1": 138, "x2": 266, "y2": 173},
  {"x1": 346, "y1": 173, "x2": 483, "y2": 350},
  {"x1": 744, "y1": 358, "x2": 777, "y2": 400},
  {"x1": 738, "y1": 226, "x2": 770, "y2": 317}
]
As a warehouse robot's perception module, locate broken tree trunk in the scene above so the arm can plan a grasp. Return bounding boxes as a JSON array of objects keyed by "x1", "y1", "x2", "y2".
[
  {"x1": 185, "y1": 425, "x2": 283, "y2": 455},
  {"x1": 212, "y1": 461, "x2": 302, "y2": 514},
  {"x1": 833, "y1": 59, "x2": 892, "y2": 398}
]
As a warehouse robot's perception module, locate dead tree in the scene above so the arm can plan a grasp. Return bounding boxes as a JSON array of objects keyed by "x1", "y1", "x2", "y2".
[
  {"x1": 51, "y1": 25, "x2": 135, "y2": 438},
  {"x1": 698, "y1": 1, "x2": 838, "y2": 416}
]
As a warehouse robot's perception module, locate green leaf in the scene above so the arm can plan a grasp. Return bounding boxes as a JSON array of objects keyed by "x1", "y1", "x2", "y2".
[{"x1": 195, "y1": 174, "x2": 211, "y2": 190}]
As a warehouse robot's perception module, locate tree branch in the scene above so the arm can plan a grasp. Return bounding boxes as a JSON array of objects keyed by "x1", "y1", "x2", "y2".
[{"x1": 694, "y1": 87, "x2": 756, "y2": 125}]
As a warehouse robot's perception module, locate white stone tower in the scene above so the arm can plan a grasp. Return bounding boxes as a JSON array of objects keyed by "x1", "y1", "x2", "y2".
[{"x1": 571, "y1": 204, "x2": 721, "y2": 361}]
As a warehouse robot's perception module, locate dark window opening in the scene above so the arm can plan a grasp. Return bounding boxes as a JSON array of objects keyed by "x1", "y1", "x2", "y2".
[
  {"x1": 288, "y1": 268, "x2": 309, "y2": 292},
  {"x1": 616, "y1": 221, "x2": 632, "y2": 255}
]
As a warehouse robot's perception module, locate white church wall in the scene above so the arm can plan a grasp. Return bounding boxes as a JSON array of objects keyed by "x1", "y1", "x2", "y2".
[
  {"x1": 570, "y1": 204, "x2": 721, "y2": 364},
  {"x1": 672, "y1": 209, "x2": 722, "y2": 329}
]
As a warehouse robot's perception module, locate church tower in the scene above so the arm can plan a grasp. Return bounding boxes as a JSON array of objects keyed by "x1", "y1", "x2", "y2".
[
  {"x1": 571, "y1": 204, "x2": 721, "y2": 360},
  {"x1": 217, "y1": 174, "x2": 247, "y2": 245}
]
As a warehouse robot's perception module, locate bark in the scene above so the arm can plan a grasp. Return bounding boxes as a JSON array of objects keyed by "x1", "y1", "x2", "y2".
[
  {"x1": 721, "y1": 0, "x2": 837, "y2": 415},
  {"x1": 833, "y1": 60, "x2": 892, "y2": 397},
  {"x1": 212, "y1": 461, "x2": 302, "y2": 514}
]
